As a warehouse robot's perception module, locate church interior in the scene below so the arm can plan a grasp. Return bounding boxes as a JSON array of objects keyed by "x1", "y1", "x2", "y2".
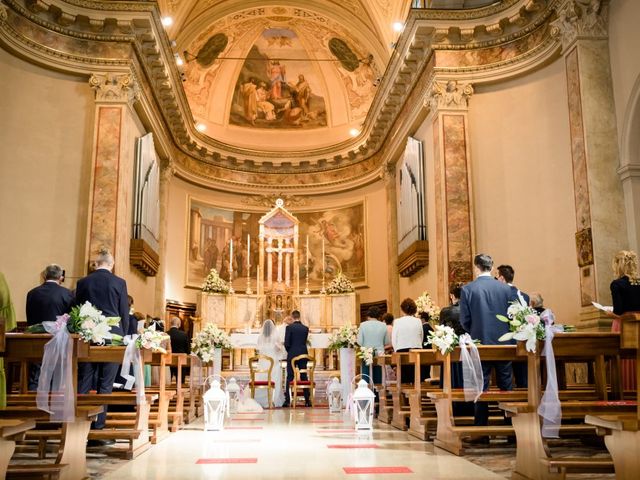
[{"x1": 1, "y1": 0, "x2": 640, "y2": 478}]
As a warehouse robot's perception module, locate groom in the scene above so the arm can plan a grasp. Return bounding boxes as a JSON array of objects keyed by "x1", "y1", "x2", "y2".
[{"x1": 283, "y1": 310, "x2": 310, "y2": 407}]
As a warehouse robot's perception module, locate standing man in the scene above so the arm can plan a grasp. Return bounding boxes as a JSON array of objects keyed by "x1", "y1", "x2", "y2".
[
  {"x1": 25, "y1": 264, "x2": 74, "y2": 389},
  {"x1": 496, "y1": 264, "x2": 529, "y2": 388},
  {"x1": 75, "y1": 249, "x2": 129, "y2": 445},
  {"x1": 168, "y1": 317, "x2": 190, "y2": 382},
  {"x1": 283, "y1": 310, "x2": 310, "y2": 407},
  {"x1": 460, "y1": 254, "x2": 516, "y2": 432}
]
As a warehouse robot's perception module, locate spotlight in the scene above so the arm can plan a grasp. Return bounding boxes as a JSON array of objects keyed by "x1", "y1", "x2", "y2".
[
  {"x1": 196, "y1": 123, "x2": 207, "y2": 132},
  {"x1": 349, "y1": 128, "x2": 360, "y2": 137},
  {"x1": 392, "y1": 21, "x2": 404, "y2": 33},
  {"x1": 176, "y1": 56, "x2": 184, "y2": 66},
  {"x1": 161, "y1": 17, "x2": 173, "y2": 27}
]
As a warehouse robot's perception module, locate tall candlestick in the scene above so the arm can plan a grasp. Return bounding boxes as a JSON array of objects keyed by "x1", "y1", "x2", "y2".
[
  {"x1": 304, "y1": 235, "x2": 310, "y2": 295},
  {"x1": 229, "y1": 238, "x2": 233, "y2": 276},
  {"x1": 247, "y1": 234, "x2": 251, "y2": 269},
  {"x1": 321, "y1": 237, "x2": 326, "y2": 294}
]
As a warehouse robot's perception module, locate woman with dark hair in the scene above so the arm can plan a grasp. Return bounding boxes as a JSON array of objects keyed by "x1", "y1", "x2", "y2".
[
  {"x1": 392, "y1": 298, "x2": 423, "y2": 382},
  {"x1": 382, "y1": 313, "x2": 394, "y2": 353},
  {"x1": 610, "y1": 250, "x2": 640, "y2": 391}
]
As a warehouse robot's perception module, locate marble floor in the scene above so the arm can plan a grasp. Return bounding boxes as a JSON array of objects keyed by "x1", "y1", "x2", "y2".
[{"x1": 95, "y1": 410, "x2": 504, "y2": 480}]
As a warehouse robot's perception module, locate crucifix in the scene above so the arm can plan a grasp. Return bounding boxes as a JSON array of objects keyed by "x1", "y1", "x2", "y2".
[{"x1": 265, "y1": 237, "x2": 295, "y2": 289}]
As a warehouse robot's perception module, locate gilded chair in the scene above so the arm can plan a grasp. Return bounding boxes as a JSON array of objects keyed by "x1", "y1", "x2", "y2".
[
  {"x1": 248, "y1": 355, "x2": 274, "y2": 409},
  {"x1": 290, "y1": 354, "x2": 315, "y2": 408}
]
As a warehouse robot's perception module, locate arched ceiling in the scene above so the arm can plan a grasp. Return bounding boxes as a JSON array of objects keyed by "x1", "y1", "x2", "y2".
[{"x1": 156, "y1": 0, "x2": 412, "y2": 155}]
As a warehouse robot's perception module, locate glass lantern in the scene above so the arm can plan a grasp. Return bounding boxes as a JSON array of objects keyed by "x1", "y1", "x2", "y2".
[
  {"x1": 327, "y1": 377, "x2": 342, "y2": 413},
  {"x1": 352, "y1": 379, "x2": 375, "y2": 430},
  {"x1": 203, "y1": 378, "x2": 228, "y2": 431},
  {"x1": 227, "y1": 377, "x2": 241, "y2": 414}
]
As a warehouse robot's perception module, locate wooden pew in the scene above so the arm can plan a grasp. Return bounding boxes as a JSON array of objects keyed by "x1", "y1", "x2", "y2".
[
  {"x1": 183, "y1": 356, "x2": 197, "y2": 424},
  {"x1": 501, "y1": 333, "x2": 632, "y2": 480},
  {"x1": 1, "y1": 333, "x2": 103, "y2": 480},
  {"x1": 388, "y1": 352, "x2": 412, "y2": 430},
  {"x1": 584, "y1": 314, "x2": 640, "y2": 480},
  {"x1": 406, "y1": 349, "x2": 441, "y2": 440},
  {"x1": 0, "y1": 418, "x2": 36, "y2": 478},
  {"x1": 166, "y1": 353, "x2": 188, "y2": 431},
  {"x1": 373, "y1": 354, "x2": 393, "y2": 424}
]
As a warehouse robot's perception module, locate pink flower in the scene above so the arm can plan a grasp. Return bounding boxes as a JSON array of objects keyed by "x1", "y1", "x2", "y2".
[
  {"x1": 525, "y1": 314, "x2": 540, "y2": 326},
  {"x1": 55, "y1": 314, "x2": 70, "y2": 330}
]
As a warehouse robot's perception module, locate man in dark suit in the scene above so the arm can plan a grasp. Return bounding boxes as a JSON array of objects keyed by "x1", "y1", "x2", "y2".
[
  {"x1": 283, "y1": 310, "x2": 310, "y2": 407},
  {"x1": 168, "y1": 317, "x2": 190, "y2": 381},
  {"x1": 25, "y1": 264, "x2": 74, "y2": 390},
  {"x1": 496, "y1": 264, "x2": 529, "y2": 388},
  {"x1": 75, "y1": 250, "x2": 129, "y2": 443},
  {"x1": 460, "y1": 254, "x2": 517, "y2": 431}
]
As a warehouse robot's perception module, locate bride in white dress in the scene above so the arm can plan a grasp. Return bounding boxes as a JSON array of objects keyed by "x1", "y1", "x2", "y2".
[{"x1": 254, "y1": 319, "x2": 285, "y2": 408}]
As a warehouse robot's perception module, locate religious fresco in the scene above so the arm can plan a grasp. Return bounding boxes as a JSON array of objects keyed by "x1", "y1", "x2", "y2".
[
  {"x1": 229, "y1": 28, "x2": 328, "y2": 129},
  {"x1": 186, "y1": 198, "x2": 366, "y2": 289}
]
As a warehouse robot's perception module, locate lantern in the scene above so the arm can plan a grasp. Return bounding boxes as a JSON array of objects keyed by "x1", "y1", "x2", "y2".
[
  {"x1": 227, "y1": 377, "x2": 241, "y2": 414},
  {"x1": 203, "y1": 378, "x2": 228, "y2": 431},
  {"x1": 352, "y1": 379, "x2": 375, "y2": 430},
  {"x1": 327, "y1": 377, "x2": 342, "y2": 413}
]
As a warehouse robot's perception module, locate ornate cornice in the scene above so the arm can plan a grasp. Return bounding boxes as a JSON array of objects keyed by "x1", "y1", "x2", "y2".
[
  {"x1": 241, "y1": 193, "x2": 310, "y2": 208},
  {"x1": 550, "y1": 0, "x2": 608, "y2": 52},
  {"x1": 425, "y1": 80, "x2": 474, "y2": 112}
]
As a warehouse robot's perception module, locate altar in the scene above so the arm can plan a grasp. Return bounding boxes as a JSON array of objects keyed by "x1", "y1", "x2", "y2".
[{"x1": 193, "y1": 199, "x2": 358, "y2": 373}]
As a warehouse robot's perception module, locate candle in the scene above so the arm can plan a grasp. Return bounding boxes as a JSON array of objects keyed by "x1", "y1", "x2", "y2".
[
  {"x1": 229, "y1": 238, "x2": 233, "y2": 276},
  {"x1": 321, "y1": 237, "x2": 325, "y2": 277},
  {"x1": 247, "y1": 234, "x2": 251, "y2": 269},
  {"x1": 306, "y1": 235, "x2": 309, "y2": 273}
]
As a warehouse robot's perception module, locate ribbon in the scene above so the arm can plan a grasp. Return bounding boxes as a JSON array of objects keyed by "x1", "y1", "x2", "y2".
[
  {"x1": 340, "y1": 348, "x2": 355, "y2": 408},
  {"x1": 36, "y1": 320, "x2": 75, "y2": 422},
  {"x1": 191, "y1": 355, "x2": 203, "y2": 388},
  {"x1": 120, "y1": 335, "x2": 146, "y2": 405},
  {"x1": 537, "y1": 309, "x2": 562, "y2": 438},
  {"x1": 458, "y1": 334, "x2": 484, "y2": 402}
]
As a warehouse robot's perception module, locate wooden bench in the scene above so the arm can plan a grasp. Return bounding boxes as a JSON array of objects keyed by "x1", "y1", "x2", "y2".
[
  {"x1": 0, "y1": 419, "x2": 38, "y2": 479},
  {"x1": 388, "y1": 352, "x2": 413, "y2": 430},
  {"x1": 406, "y1": 349, "x2": 441, "y2": 440},
  {"x1": 372, "y1": 354, "x2": 393, "y2": 424},
  {"x1": 584, "y1": 313, "x2": 640, "y2": 480},
  {"x1": 501, "y1": 332, "x2": 628, "y2": 480}
]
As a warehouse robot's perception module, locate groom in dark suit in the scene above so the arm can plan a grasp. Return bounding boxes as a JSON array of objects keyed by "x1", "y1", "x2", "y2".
[
  {"x1": 283, "y1": 310, "x2": 310, "y2": 407},
  {"x1": 460, "y1": 253, "x2": 517, "y2": 430}
]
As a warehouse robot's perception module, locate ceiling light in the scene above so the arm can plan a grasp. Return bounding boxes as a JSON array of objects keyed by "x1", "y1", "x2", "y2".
[
  {"x1": 196, "y1": 123, "x2": 206, "y2": 132},
  {"x1": 161, "y1": 17, "x2": 173, "y2": 27},
  {"x1": 176, "y1": 56, "x2": 184, "y2": 66},
  {"x1": 392, "y1": 21, "x2": 404, "y2": 32},
  {"x1": 349, "y1": 128, "x2": 360, "y2": 137}
]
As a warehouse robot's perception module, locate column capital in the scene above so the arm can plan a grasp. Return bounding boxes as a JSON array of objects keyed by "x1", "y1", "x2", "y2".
[
  {"x1": 160, "y1": 161, "x2": 176, "y2": 183},
  {"x1": 617, "y1": 163, "x2": 640, "y2": 182},
  {"x1": 425, "y1": 79, "x2": 474, "y2": 113},
  {"x1": 381, "y1": 161, "x2": 396, "y2": 185},
  {"x1": 0, "y1": 3, "x2": 9, "y2": 23},
  {"x1": 89, "y1": 72, "x2": 140, "y2": 104},
  {"x1": 550, "y1": 0, "x2": 608, "y2": 52}
]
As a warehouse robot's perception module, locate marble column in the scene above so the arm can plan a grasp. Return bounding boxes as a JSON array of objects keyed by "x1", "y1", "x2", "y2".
[
  {"x1": 383, "y1": 163, "x2": 400, "y2": 315},
  {"x1": 552, "y1": 1, "x2": 628, "y2": 328},
  {"x1": 425, "y1": 80, "x2": 475, "y2": 302},
  {"x1": 154, "y1": 163, "x2": 174, "y2": 317},
  {"x1": 86, "y1": 71, "x2": 140, "y2": 276}
]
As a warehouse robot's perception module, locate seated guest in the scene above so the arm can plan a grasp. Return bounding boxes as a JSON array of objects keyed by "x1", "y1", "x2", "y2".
[
  {"x1": 439, "y1": 283, "x2": 465, "y2": 389},
  {"x1": 420, "y1": 312, "x2": 434, "y2": 348},
  {"x1": 460, "y1": 254, "x2": 517, "y2": 433},
  {"x1": 392, "y1": 298, "x2": 423, "y2": 382},
  {"x1": 382, "y1": 313, "x2": 394, "y2": 353},
  {"x1": 529, "y1": 292, "x2": 545, "y2": 314},
  {"x1": 25, "y1": 264, "x2": 73, "y2": 390},
  {"x1": 497, "y1": 264, "x2": 528, "y2": 388},
  {"x1": 168, "y1": 317, "x2": 190, "y2": 382},
  {"x1": 610, "y1": 250, "x2": 640, "y2": 391},
  {"x1": 357, "y1": 306, "x2": 389, "y2": 384}
]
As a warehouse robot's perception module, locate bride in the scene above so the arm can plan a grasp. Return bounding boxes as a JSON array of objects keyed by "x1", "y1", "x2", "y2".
[{"x1": 254, "y1": 319, "x2": 285, "y2": 408}]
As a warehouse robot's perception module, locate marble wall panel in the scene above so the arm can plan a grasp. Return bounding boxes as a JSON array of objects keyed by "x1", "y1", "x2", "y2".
[{"x1": 433, "y1": 116, "x2": 446, "y2": 301}]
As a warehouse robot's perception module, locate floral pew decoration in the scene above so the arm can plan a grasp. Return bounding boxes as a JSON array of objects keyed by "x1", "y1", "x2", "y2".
[
  {"x1": 496, "y1": 297, "x2": 576, "y2": 437},
  {"x1": 326, "y1": 272, "x2": 355, "y2": 295},
  {"x1": 328, "y1": 324, "x2": 359, "y2": 407},
  {"x1": 427, "y1": 325, "x2": 484, "y2": 402},
  {"x1": 191, "y1": 324, "x2": 233, "y2": 382},
  {"x1": 416, "y1": 291, "x2": 441, "y2": 324}
]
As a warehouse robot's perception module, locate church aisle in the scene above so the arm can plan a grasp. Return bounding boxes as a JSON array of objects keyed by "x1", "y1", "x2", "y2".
[{"x1": 100, "y1": 409, "x2": 503, "y2": 479}]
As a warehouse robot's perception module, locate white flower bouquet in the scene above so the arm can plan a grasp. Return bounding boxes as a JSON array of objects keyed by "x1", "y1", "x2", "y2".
[
  {"x1": 357, "y1": 346, "x2": 375, "y2": 366},
  {"x1": 416, "y1": 291, "x2": 440, "y2": 322},
  {"x1": 201, "y1": 268, "x2": 230, "y2": 294},
  {"x1": 136, "y1": 324, "x2": 170, "y2": 353},
  {"x1": 427, "y1": 325, "x2": 459, "y2": 355},
  {"x1": 191, "y1": 323, "x2": 233, "y2": 363},
  {"x1": 328, "y1": 323, "x2": 359, "y2": 350},
  {"x1": 326, "y1": 272, "x2": 355, "y2": 294}
]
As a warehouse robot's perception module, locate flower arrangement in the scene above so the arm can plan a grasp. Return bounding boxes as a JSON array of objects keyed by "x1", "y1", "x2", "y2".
[
  {"x1": 427, "y1": 325, "x2": 459, "y2": 355},
  {"x1": 191, "y1": 323, "x2": 233, "y2": 363},
  {"x1": 496, "y1": 300, "x2": 574, "y2": 353},
  {"x1": 326, "y1": 272, "x2": 355, "y2": 294},
  {"x1": 357, "y1": 346, "x2": 375, "y2": 366},
  {"x1": 327, "y1": 324, "x2": 359, "y2": 350},
  {"x1": 136, "y1": 324, "x2": 170, "y2": 353},
  {"x1": 201, "y1": 268, "x2": 230, "y2": 294},
  {"x1": 416, "y1": 291, "x2": 440, "y2": 322},
  {"x1": 26, "y1": 301, "x2": 121, "y2": 345}
]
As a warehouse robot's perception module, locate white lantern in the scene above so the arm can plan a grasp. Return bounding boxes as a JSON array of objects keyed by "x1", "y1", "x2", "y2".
[
  {"x1": 352, "y1": 379, "x2": 375, "y2": 430},
  {"x1": 327, "y1": 377, "x2": 342, "y2": 413},
  {"x1": 203, "y1": 379, "x2": 228, "y2": 431},
  {"x1": 227, "y1": 377, "x2": 241, "y2": 414}
]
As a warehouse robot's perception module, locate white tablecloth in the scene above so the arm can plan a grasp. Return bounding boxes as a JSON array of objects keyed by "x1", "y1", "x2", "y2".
[{"x1": 229, "y1": 333, "x2": 331, "y2": 349}]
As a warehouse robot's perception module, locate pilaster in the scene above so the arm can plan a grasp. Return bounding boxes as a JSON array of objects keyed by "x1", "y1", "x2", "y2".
[
  {"x1": 426, "y1": 79, "x2": 475, "y2": 302},
  {"x1": 154, "y1": 162, "x2": 174, "y2": 317},
  {"x1": 383, "y1": 163, "x2": 400, "y2": 315},
  {"x1": 552, "y1": 1, "x2": 627, "y2": 328}
]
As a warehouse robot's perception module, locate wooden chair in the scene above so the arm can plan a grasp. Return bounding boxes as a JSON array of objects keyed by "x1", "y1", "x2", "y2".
[
  {"x1": 248, "y1": 355, "x2": 274, "y2": 409},
  {"x1": 290, "y1": 355, "x2": 315, "y2": 408}
]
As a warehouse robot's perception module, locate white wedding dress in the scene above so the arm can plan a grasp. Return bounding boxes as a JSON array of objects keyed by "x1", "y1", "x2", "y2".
[{"x1": 254, "y1": 320, "x2": 285, "y2": 408}]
